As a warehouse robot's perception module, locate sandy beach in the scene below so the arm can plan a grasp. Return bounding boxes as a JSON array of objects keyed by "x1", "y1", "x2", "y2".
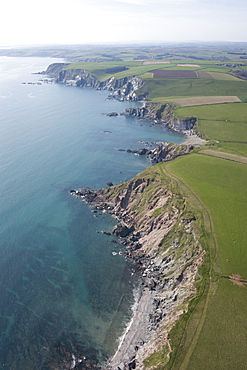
[{"x1": 182, "y1": 134, "x2": 206, "y2": 146}]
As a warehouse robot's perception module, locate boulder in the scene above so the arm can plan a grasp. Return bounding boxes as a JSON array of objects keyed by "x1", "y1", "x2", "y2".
[{"x1": 112, "y1": 223, "x2": 134, "y2": 237}]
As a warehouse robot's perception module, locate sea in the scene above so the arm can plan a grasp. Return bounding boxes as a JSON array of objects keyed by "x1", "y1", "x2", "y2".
[{"x1": 0, "y1": 56, "x2": 184, "y2": 369}]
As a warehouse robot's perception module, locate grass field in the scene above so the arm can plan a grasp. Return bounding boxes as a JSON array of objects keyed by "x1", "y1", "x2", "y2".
[
  {"x1": 212, "y1": 142, "x2": 247, "y2": 157},
  {"x1": 136, "y1": 79, "x2": 247, "y2": 101},
  {"x1": 198, "y1": 149, "x2": 247, "y2": 164},
  {"x1": 158, "y1": 96, "x2": 242, "y2": 107},
  {"x1": 175, "y1": 102, "x2": 247, "y2": 121},
  {"x1": 208, "y1": 72, "x2": 243, "y2": 81},
  {"x1": 165, "y1": 154, "x2": 247, "y2": 369},
  {"x1": 175, "y1": 103, "x2": 247, "y2": 153},
  {"x1": 199, "y1": 119, "x2": 247, "y2": 142},
  {"x1": 168, "y1": 155, "x2": 247, "y2": 276}
]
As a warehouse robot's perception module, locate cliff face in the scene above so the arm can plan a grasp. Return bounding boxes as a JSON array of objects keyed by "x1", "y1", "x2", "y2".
[
  {"x1": 73, "y1": 173, "x2": 204, "y2": 369},
  {"x1": 124, "y1": 103, "x2": 197, "y2": 133},
  {"x1": 45, "y1": 64, "x2": 196, "y2": 131},
  {"x1": 45, "y1": 63, "x2": 144, "y2": 101},
  {"x1": 44, "y1": 63, "x2": 70, "y2": 77}
]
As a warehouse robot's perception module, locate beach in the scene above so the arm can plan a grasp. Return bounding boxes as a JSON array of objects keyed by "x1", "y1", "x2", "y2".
[{"x1": 105, "y1": 288, "x2": 155, "y2": 369}]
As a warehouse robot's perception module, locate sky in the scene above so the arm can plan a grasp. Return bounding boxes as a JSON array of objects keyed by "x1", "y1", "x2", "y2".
[{"x1": 0, "y1": 0, "x2": 247, "y2": 47}]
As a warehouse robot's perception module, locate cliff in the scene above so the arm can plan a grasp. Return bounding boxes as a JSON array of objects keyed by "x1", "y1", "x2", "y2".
[
  {"x1": 71, "y1": 169, "x2": 204, "y2": 369},
  {"x1": 44, "y1": 64, "x2": 197, "y2": 133},
  {"x1": 43, "y1": 63, "x2": 69, "y2": 77},
  {"x1": 123, "y1": 103, "x2": 197, "y2": 133},
  {"x1": 45, "y1": 63, "x2": 144, "y2": 101}
]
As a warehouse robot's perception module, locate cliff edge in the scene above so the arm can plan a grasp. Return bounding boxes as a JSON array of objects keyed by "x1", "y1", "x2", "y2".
[{"x1": 45, "y1": 63, "x2": 144, "y2": 101}]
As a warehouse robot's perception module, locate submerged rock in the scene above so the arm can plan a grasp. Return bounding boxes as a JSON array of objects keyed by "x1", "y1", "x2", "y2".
[{"x1": 106, "y1": 112, "x2": 118, "y2": 117}]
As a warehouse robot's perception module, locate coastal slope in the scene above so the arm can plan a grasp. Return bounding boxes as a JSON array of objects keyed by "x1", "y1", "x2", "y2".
[{"x1": 73, "y1": 165, "x2": 205, "y2": 369}]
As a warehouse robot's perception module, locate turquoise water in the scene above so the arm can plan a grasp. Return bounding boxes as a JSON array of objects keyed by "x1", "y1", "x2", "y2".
[{"x1": 0, "y1": 57, "x2": 184, "y2": 369}]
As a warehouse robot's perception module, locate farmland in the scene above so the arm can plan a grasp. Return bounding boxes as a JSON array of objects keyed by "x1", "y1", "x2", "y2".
[
  {"x1": 158, "y1": 96, "x2": 241, "y2": 107},
  {"x1": 175, "y1": 103, "x2": 247, "y2": 147},
  {"x1": 176, "y1": 102, "x2": 247, "y2": 121},
  {"x1": 137, "y1": 79, "x2": 247, "y2": 101},
  {"x1": 150, "y1": 70, "x2": 198, "y2": 78},
  {"x1": 165, "y1": 154, "x2": 247, "y2": 370}
]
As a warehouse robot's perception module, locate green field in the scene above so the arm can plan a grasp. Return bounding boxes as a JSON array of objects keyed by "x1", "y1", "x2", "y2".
[
  {"x1": 208, "y1": 72, "x2": 243, "y2": 81},
  {"x1": 169, "y1": 155, "x2": 247, "y2": 276},
  {"x1": 176, "y1": 102, "x2": 247, "y2": 121},
  {"x1": 136, "y1": 79, "x2": 247, "y2": 101},
  {"x1": 212, "y1": 142, "x2": 247, "y2": 157},
  {"x1": 175, "y1": 103, "x2": 247, "y2": 157},
  {"x1": 165, "y1": 154, "x2": 247, "y2": 369},
  {"x1": 197, "y1": 120, "x2": 247, "y2": 142}
]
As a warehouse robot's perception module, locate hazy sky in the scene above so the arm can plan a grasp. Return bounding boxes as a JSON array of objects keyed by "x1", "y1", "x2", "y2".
[{"x1": 0, "y1": 0, "x2": 246, "y2": 46}]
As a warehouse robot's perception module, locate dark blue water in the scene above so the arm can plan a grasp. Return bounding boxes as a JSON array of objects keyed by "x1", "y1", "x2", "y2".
[{"x1": 0, "y1": 57, "x2": 184, "y2": 369}]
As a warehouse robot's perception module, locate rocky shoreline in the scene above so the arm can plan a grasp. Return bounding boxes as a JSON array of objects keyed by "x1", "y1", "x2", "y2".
[
  {"x1": 117, "y1": 142, "x2": 194, "y2": 164},
  {"x1": 44, "y1": 63, "x2": 202, "y2": 143},
  {"x1": 70, "y1": 175, "x2": 205, "y2": 369},
  {"x1": 43, "y1": 63, "x2": 145, "y2": 101}
]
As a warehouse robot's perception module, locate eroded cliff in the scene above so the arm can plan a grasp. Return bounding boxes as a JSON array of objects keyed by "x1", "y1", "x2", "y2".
[
  {"x1": 71, "y1": 166, "x2": 204, "y2": 369},
  {"x1": 45, "y1": 63, "x2": 144, "y2": 101},
  {"x1": 123, "y1": 103, "x2": 197, "y2": 133}
]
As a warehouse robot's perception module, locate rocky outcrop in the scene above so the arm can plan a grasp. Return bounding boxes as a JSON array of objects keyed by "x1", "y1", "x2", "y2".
[
  {"x1": 123, "y1": 102, "x2": 197, "y2": 133},
  {"x1": 123, "y1": 106, "x2": 149, "y2": 118},
  {"x1": 43, "y1": 63, "x2": 69, "y2": 78},
  {"x1": 71, "y1": 175, "x2": 204, "y2": 369},
  {"x1": 44, "y1": 63, "x2": 144, "y2": 101},
  {"x1": 108, "y1": 76, "x2": 144, "y2": 101},
  {"x1": 126, "y1": 142, "x2": 193, "y2": 163}
]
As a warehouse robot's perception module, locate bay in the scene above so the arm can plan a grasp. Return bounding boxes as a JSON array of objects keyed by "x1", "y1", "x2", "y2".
[{"x1": 0, "y1": 57, "x2": 184, "y2": 369}]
